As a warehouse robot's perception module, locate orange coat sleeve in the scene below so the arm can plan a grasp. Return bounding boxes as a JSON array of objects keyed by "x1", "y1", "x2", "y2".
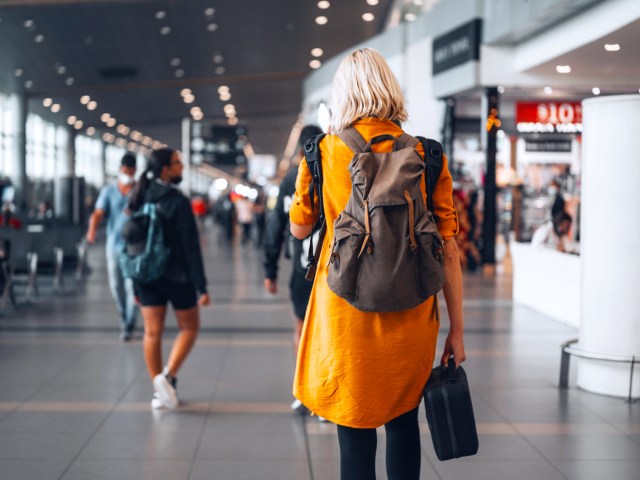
[
  {"x1": 431, "y1": 153, "x2": 459, "y2": 240},
  {"x1": 289, "y1": 158, "x2": 319, "y2": 226}
]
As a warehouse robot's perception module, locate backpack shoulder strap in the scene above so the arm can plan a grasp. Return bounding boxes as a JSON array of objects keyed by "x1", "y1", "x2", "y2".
[
  {"x1": 303, "y1": 133, "x2": 327, "y2": 280},
  {"x1": 416, "y1": 137, "x2": 444, "y2": 214},
  {"x1": 337, "y1": 127, "x2": 368, "y2": 153}
]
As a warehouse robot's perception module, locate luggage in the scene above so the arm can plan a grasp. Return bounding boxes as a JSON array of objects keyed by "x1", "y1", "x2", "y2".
[{"x1": 423, "y1": 357, "x2": 479, "y2": 461}]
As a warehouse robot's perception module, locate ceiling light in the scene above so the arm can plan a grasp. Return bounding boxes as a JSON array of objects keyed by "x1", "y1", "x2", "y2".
[
  {"x1": 215, "y1": 66, "x2": 226, "y2": 75},
  {"x1": 87, "y1": 101, "x2": 97, "y2": 110},
  {"x1": 604, "y1": 43, "x2": 621, "y2": 52},
  {"x1": 193, "y1": 112, "x2": 204, "y2": 121},
  {"x1": 24, "y1": 80, "x2": 33, "y2": 89},
  {"x1": 183, "y1": 94, "x2": 195, "y2": 104},
  {"x1": 556, "y1": 65, "x2": 571, "y2": 74},
  {"x1": 218, "y1": 85, "x2": 230, "y2": 95},
  {"x1": 309, "y1": 59, "x2": 322, "y2": 69},
  {"x1": 86, "y1": 127, "x2": 95, "y2": 136},
  {"x1": 131, "y1": 131, "x2": 143, "y2": 141},
  {"x1": 592, "y1": 87, "x2": 601, "y2": 95},
  {"x1": 102, "y1": 133, "x2": 111, "y2": 142},
  {"x1": 155, "y1": 11, "x2": 166, "y2": 19},
  {"x1": 65, "y1": 77, "x2": 74, "y2": 86},
  {"x1": 228, "y1": 117, "x2": 239, "y2": 126},
  {"x1": 51, "y1": 104, "x2": 61, "y2": 113},
  {"x1": 223, "y1": 104, "x2": 236, "y2": 114},
  {"x1": 219, "y1": 92, "x2": 231, "y2": 101},
  {"x1": 74, "y1": 120, "x2": 83, "y2": 130},
  {"x1": 67, "y1": 116, "x2": 77, "y2": 125},
  {"x1": 56, "y1": 65, "x2": 66, "y2": 75},
  {"x1": 207, "y1": 23, "x2": 218, "y2": 32},
  {"x1": 180, "y1": 88, "x2": 192, "y2": 97},
  {"x1": 368, "y1": 0, "x2": 379, "y2": 4},
  {"x1": 204, "y1": 7, "x2": 215, "y2": 16},
  {"x1": 404, "y1": 13, "x2": 416, "y2": 22},
  {"x1": 175, "y1": 69, "x2": 185, "y2": 78},
  {"x1": 107, "y1": 118, "x2": 116, "y2": 127},
  {"x1": 311, "y1": 48, "x2": 324, "y2": 57},
  {"x1": 315, "y1": 16, "x2": 328, "y2": 25},
  {"x1": 142, "y1": 136, "x2": 152, "y2": 146},
  {"x1": 80, "y1": 95, "x2": 90, "y2": 104},
  {"x1": 160, "y1": 26, "x2": 171, "y2": 35},
  {"x1": 100, "y1": 113, "x2": 111, "y2": 122},
  {"x1": 190, "y1": 106, "x2": 202, "y2": 116},
  {"x1": 152, "y1": 141, "x2": 162, "y2": 149},
  {"x1": 363, "y1": 13, "x2": 375, "y2": 22},
  {"x1": 42, "y1": 98, "x2": 53, "y2": 107},
  {"x1": 15, "y1": 69, "x2": 23, "y2": 77},
  {"x1": 127, "y1": 142, "x2": 138, "y2": 152},
  {"x1": 117, "y1": 125, "x2": 130, "y2": 135},
  {"x1": 213, "y1": 54, "x2": 224, "y2": 63},
  {"x1": 544, "y1": 86, "x2": 553, "y2": 95},
  {"x1": 170, "y1": 58, "x2": 181, "y2": 67},
  {"x1": 34, "y1": 34, "x2": 44, "y2": 43},
  {"x1": 497, "y1": 85, "x2": 505, "y2": 94},
  {"x1": 23, "y1": 19, "x2": 34, "y2": 29},
  {"x1": 116, "y1": 138, "x2": 126, "y2": 147},
  {"x1": 317, "y1": 1, "x2": 330, "y2": 8}
]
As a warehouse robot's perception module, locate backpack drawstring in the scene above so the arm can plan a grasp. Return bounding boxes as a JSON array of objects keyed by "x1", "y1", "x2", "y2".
[
  {"x1": 404, "y1": 190, "x2": 418, "y2": 253},
  {"x1": 358, "y1": 200, "x2": 373, "y2": 257}
]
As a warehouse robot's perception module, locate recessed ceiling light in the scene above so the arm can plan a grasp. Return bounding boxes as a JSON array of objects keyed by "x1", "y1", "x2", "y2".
[
  {"x1": 228, "y1": 117, "x2": 239, "y2": 126},
  {"x1": 86, "y1": 127, "x2": 95, "y2": 136},
  {"x1": 74, "y1": 120, "x2": 83, "y2": 130},
  {"x1": 311, "y1": 48, "x2": 324, "y2": 57},
  {"x1": 87, "y1": 101, "x2": 97, "y2": 110},
  {"x1": 220, "y1": 92, "x2": 231, "y2": 101},
  {"x1": 80, "y1": 95, "x2": 90, "y2": 105},
  {"x1": 170, "y1": 58, "x2": 181, "y2": 67},
  {"x1": 207, "y1": 23, "x2": 218, "y2": 32},
  {"x1": 368, "y1": 0, "x2": 379, "y2": 4},
  {"x1": 363, "y1": 13, "x2": 375, "y2": 22},
  {"x1": 42, "y1": 98, "x2": 53, "y2": 107},
  {"x1": 604, "y1": 43, "x2": 621, "y2": 52},
  {"x1": 204, "y1": 7, "x2": 215, "y2": 16},
  {"x1": 155, "y1": 11, "x2": 166, "y2": 20},
  {"x1": 23, "y1": 19, "x2": 34, "y2": 29},
  {"x1": 51, "y1": 104, "x2": 61, "y2": 113},
  {"x1": 404, "y1": 13, "x2": 416, "y2": 22},
  {"x1": 142, "y1": 136, "x2": 152, "y2": 146},
  {"x1": 127, "y1": 142, "x2": 138, "y2": 152},
  {"x1": 34, "y1": 34, "x2": 44, "y2": 43},
  {"x1": 15, "y1": 69, "x2": 23, "y2": 77},
  {"x1": 183, "y1": 94, "x2": 195, "y2": 104},
  {"x1": 65, "y1": 77, "x2": 74, "y2": 86},
  {"x1": 215, "y1": 66, "x2": 226, "y2": 75},
  {"x1": 107, "y1": 118, "x2": 116, "y2": 128},
  {"x1": 218, "y1": 85, "x2": 229, "y2": 95},
  {"x1": 67, "y1": 116, "x2": 77, "y2": 125},
  {"x1": 160, "y1": 26, "x2": 171, "y2": 35},
  {"x1": 592, "y1": 87, "x2": 601, "y2": 95},
  {"x1": 317, "y1": 1, "x2": 330, "y2": 9},
  {"x1": 213, "y1": 54, "x2": 224, "y2": 64},
  {"x1": 556, "y1": 65, "x2": 571, "y2": 74},
  {"x1": 117, "y1": 125, "x2": 130, "y2": 135},
  {"x1": 497, "y1": 85, "x2": 505, "y2": 94},
  {"x1": 223, "y1": 104, "x2": 236, "y2": 115},
  {"x1": 174, "y1": 69, "x2": 185, "y2": 78},
  {"x1": 315, "y1": 16, "x2": 328, "y2": 25},
  {"x1": 544, "y1": 86, "x2": 553, "y2": 94},
  {"x1": 24, "y1": 80, "x2": 33, "y2": 89},
  {"x1": 180, "y1": 88, "x2": 192, "y2": 97},
  {"x1": 101, "y1": 113, "x2": 111, "y2": 122},
  {"x1": 309, "y1": 59, "x2": 322, "y2": 69},
  {"x1": 56, "y1": 65, "x2": 66, "y2": 75},
  {"x1": 190, "y1": 106, "x2": 202, "y2": 115}
]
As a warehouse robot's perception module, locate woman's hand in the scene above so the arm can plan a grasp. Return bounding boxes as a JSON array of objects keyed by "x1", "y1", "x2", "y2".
[
  {"x1": 264, "y1": 278, "x2": 278, "y2": 294},
  {"x1": 198, "y1": 293, "x2": 211, "y2": 306},
  {"x1": 441, "y1": 331, "x2": 466, "y2": 367}
]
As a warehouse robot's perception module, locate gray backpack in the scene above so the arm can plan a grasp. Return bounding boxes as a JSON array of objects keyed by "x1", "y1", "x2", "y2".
[{"x1": 305, "y1": 128, "x2": 445, "y2": 312}]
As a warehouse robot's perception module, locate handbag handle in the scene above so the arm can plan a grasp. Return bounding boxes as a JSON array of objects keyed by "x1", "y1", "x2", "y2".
[{"x1": 446, "y1": 357, "x2": 457, "y2": 384}]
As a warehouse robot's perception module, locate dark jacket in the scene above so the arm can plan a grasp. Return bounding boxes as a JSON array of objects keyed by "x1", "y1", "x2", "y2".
[
  {"x1": 143, "y1": 180, "x2": 208, "y2": 294},
  {"x1": 263, "y1": 168, "x2": 303, "y2": 280}
]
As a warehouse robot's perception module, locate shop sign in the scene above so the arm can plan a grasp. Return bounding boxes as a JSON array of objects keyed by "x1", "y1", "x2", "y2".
[
  {"x1": 525, "y1": 139, "x2": 572, "y2": 153},
  {"x1": 516, "y1": 102, "x2": 582, "y2": 133},
  {"x1": 432, "y1": 19, "x2": 482, "y2": 75}
]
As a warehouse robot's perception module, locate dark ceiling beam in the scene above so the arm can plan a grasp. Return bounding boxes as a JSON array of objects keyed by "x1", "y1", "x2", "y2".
[{"x1": 0, "y1": 0, "x2": 165, "y2": 7}]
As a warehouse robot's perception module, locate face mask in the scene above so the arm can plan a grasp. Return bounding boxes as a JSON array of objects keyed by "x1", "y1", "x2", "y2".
[
  {"x1": 548, "y1": 186, "x2": 558, "y2": 196},
  {"x1": 170, "y1": 175, "x2": 183, "y2": 185},
  {"x1": 118, "y1": 173, "x2": 135, "y2": 186}
]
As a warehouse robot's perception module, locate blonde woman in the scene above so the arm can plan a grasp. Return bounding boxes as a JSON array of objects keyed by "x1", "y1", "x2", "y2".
[{"x1": 290, "y1": 48, "x2": 466, "y2": 479}]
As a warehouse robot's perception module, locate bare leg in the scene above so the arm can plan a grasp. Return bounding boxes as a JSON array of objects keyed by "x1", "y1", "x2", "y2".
[
  {"x1": 142, "y1": 305, "x2": 167, "y2": 380},
  {"x1": 166, "y1": 306, "x2": 200, "y2": 377},
  {"x1": 293, "y1": 317, "x2": 304, "y2": 357}
]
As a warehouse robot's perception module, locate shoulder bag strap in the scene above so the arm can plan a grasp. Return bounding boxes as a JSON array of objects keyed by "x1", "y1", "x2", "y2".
[
  {"x1": 416, "y1": 136, "x2": 443, "y2": 215},
  {"x1": 303, "y1": 133, "x2": 326, "y2": 281},
  {"x1": 337, "y1": 127, "x2": 368, "y2": 153}
]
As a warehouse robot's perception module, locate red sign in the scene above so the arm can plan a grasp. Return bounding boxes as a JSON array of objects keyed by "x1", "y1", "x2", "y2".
[{"x1": 516, "y1": 102, "x2": 582, "y2": 125}]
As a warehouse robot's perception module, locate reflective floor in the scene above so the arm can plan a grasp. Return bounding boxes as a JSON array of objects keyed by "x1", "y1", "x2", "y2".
[{"x1": 0, "y1": 226, "x2": 638, "y2": 480}]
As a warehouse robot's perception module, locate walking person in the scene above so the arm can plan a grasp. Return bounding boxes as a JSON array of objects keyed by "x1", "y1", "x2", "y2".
[
  {"x1": 263, "y1": 125, "x2": 323, "y2": 415},
  {"x1": 289, "y1": 48, "x2": 467, "y2": 479},
  {"x1": 235, "y1": 195, "x2": 254, "y2": 245},
  {"x1": 87, "y1": 153, "x2": 138, "y2": 342},
  {"x1": 127, "y1": 148, "x2": 210, "y2": 409}
]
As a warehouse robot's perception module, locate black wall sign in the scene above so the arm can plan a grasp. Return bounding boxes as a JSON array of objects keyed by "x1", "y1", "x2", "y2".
[
  {"x1": 191, "y1": 122, "x2": 248, "y2": 168},
  {"x1": 525, "y1": 139, "x2": 572, "y2": 153},
  {"x1": 432, "y1": 19, "x2": 482, "y2": 75}
]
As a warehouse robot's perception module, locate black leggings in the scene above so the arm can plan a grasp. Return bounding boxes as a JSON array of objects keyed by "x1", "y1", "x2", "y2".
[{"x1": 337, "y1": 406, "x2": 421, "y2": 480}]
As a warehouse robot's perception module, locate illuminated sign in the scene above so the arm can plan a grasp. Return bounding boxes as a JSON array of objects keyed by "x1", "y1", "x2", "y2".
[
  {"x1": 432, "y1": 19, "x2": 482, "y2": 75},
  {"x1": 516, "y1": 102, "x2": 582, "y2": 133}
]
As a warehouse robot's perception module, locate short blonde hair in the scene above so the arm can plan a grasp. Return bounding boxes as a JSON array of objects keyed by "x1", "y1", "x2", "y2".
[{"x1": 329, "y1": 48, "x2": 408, "y2": 133}]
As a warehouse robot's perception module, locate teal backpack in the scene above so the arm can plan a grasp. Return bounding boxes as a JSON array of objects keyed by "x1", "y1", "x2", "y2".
[{"x1": 119, "y1": 202, "x2": 170, "y2": 283}]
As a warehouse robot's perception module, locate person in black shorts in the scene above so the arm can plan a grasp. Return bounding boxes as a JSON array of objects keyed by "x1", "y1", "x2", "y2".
[
  {"x1": 128, "y1": 148, "x2": 210, "y2": 410},
  {"x1": 263, "y1": 125, "x2": 323, "y2": 415}
]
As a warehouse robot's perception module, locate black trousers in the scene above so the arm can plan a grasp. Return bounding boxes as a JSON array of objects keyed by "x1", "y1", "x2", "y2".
[{"x1": 337, "y1": 406, "x2": 421, "y2": 480}]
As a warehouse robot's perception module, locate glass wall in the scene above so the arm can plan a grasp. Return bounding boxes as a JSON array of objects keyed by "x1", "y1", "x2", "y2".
[
  {"x1": 0, "y1": 94, "x2": 15, "y2": 179},
  {"x1": 75, "y1": 135, "x2": 104, "y2": 188}
]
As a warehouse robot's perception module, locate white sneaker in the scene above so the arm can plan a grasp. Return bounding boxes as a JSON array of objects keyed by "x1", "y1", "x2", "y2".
[
  {"x1": 151, "y1": 392, "x2": 163, "y2": 409},
  {"x1": 317, "y1": 415, "x2": 330, "y2": 423},
  {"x1": 290, "y1": 398, "x2": 307, "y2": 413},
  {"x1": 153, "y1": 371, "x2": 178, "y2": 409}
]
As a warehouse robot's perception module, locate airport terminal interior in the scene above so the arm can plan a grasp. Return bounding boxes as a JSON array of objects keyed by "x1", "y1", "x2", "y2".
[{"x1": 0, "y1": 0, "x2": 639, "y2": 479}]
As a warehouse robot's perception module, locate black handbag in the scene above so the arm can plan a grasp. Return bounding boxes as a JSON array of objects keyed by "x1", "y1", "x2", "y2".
[{"x1": 423, "y1": 357, "x2": 479, "y2": 461}]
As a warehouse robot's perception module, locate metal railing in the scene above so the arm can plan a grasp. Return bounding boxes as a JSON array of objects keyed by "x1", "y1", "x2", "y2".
[{"x1": 560, "y1": 338, "x2": 638, "y2": 403}]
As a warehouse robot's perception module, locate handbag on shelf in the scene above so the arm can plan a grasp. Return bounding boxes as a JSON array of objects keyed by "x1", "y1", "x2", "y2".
[{"x1": 423, "y1": 357, "x2": 479, "y2": 461}]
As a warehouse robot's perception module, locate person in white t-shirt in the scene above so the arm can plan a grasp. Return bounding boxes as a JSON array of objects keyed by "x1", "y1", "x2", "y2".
[{"x1": 531, "y1": 211, "x2": 576, "y2": 253}]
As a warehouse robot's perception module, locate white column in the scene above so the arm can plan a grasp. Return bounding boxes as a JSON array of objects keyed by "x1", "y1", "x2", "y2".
[{"x1": 577, "y1": 95, "x2": 640, "y2": 398}]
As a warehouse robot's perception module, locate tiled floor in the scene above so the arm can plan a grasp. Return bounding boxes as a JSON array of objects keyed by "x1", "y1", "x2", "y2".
[{"x1": 0, "y1": 226, "x2": 638, "y2": 480}]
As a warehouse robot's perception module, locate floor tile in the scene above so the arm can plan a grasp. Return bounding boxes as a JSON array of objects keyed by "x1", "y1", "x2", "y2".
[
  {"x1": 553, "y1": 460, "x2": 640, "y2": 480},
  {"x1": 189, "y1": 460, "x2": 311, "y2": 480},
  {"x1": 0, "y1": 432, "x2": 92, "y2": 459},
  {"x1": 196, "y1": 431, "x2": 308, "y2": 461},
  {"x1": 79, "y1": 430, "x2": 202, "y2": 460},
  {"x1": 0, "y1": 459, "x2": 69, "y2": 480},
  {"x1": 60, "y1": 459, "x2": 191, "y2": 480}
]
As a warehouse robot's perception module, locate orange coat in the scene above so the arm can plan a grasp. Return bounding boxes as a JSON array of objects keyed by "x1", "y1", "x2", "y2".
[{"x1": 290, "y1": 118, "x2": 458, "y2": 428}]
